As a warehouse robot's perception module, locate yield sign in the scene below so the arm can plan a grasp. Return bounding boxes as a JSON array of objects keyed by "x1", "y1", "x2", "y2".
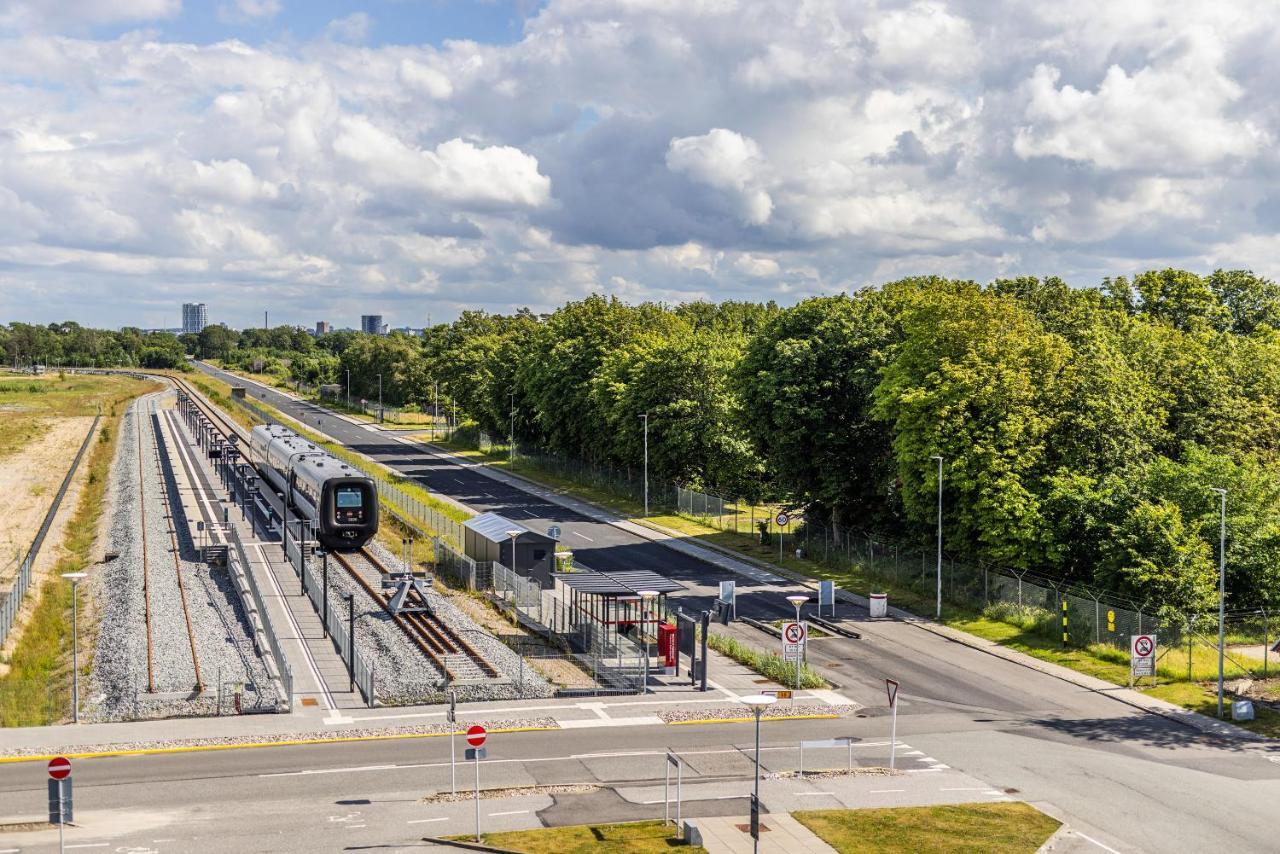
[
  {"x1": 466, "y1": 725, "x2": 487, "y2": 747},
  {"x1": 48, "y1": 756, "x2": 71, "y2": 780},
  {"x1": 885, "y1": 679, "x2": 900, "y2": 708}
]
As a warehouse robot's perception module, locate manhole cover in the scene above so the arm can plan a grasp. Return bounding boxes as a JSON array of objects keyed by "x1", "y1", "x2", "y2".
[{"x1": 736, "y1": 823, "x2": 770, "y2": 834}]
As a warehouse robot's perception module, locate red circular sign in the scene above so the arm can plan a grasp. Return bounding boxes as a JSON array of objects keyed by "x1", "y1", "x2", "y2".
[
  {"x1": 466, "y1": 725, "x2": 487, "y2": 747},
  {"x1": 784, "y1": 623, "x2": 805, "y2": 643},
  {"x1": 1134, "y1": 636, "x2": 1154, "y2": 657},
  {"x1": 48, "y1": 757, "x2": 71, "y2": 780}
]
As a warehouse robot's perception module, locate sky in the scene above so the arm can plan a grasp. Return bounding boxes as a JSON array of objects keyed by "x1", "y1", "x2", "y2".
[{"x1": 0, "y1": 1, "x2": 1275, "y2": 330}]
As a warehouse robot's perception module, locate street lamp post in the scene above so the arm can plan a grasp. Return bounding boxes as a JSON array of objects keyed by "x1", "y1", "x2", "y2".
[
  {"x1": 740, "y1": 694, "x2": 777, "y2": 854},
  {"x1": 346, "y1": 369, "x2": 350, "y2": 409},
  {"x1": 786, "y1": 594, "x2": 807, "y2": 705},
  {"x1": 639, "y1": 413, "x2": 649, "y2": 517},
  {"x1": 930, "y1": 455, "x2": 943, "y2": 620},
  {"x1": 509, "y1": 390, "x2": 517, "y2": 463},
  {"x1": 505, "y1": 529, "x2": 522, "y2": 574},
  {"x1": 433, "y1": 380, "x2": 439, "y2": 442},
  {"x1": 377, "y1": 373, "x2": 383, "y2": 422},
  {"x1": 62, "y1": 571, "x2": 88, "y2": 723},
  {"x1": 1211, "y1": 487, "x2": 1227, "y2": 718}
]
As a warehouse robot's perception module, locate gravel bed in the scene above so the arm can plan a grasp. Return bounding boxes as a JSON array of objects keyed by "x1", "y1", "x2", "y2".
[
  {"x1": 421, "y1": 784, "x2": 597, "y2": 803},
  {"x1": 0, "y1": 717, "x2": 560, "y2": 758},
  {"x1": 85, "y1": 393, "x2": 276, "y2": 722},
  {"x1": 766, "y1": 767, "x2": 902, "y2": 779},
  {"x1": 362, "y1": 540, "x2": 555, "y2": 704},
  {"x1": 658, "y1": 704, "x2": 857, "y2": 723}
]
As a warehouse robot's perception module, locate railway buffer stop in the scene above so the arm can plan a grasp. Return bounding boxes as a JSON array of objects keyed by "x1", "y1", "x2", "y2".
[{"x1": 463, "y1": 512, "x2": 558, "y2": 586}]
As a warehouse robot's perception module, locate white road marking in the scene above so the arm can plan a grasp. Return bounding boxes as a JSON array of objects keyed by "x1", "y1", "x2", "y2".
[
  {"x1": 1077, "y1": 832, "x2": 1123, "y2": 854},
  {"x1": 0, "y1": 848, "x2": 21, "y2": 853},
  {"x1": 573, "y1": 531, "x2": 593, "y2": 541},
  {"x1": 408, "y1": 818, "x2": 450, "y2": 824},
  {"x1": 345, "y1": 824, "x2": 368, "y2": 829},
  {"x1": 940, "y1": 787, "x2": 989, "y2": 791},
  {"x1": 870, "y1": 789, "x2": 905, "y2": 794},
  {"x1": 639, "y1": 795, "x2": 741, "y2": 804},
  {"x1": 65, "y1": 845, "x2": 110, "y2": 850},
  {"x1": 489, "y1": 810, "x2": 529, "y2": 817},
  {"x1": 796, "y1": 792, "x2": 835, "y2": 796}
]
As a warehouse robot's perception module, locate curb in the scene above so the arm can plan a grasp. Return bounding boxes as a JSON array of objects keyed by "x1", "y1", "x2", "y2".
[{"x1": 424, "y1": 838, "x2": 522, "y2": 853}]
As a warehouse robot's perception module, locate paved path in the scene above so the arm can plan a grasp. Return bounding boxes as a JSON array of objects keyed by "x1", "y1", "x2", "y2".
[{"x1": 696, "y1": 813, "x2": 835, "y2": 854}]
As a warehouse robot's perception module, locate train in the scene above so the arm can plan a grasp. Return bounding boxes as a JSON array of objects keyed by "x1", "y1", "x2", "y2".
[{"x1": 248, "y1": 424, "x2": 378, "y2": 551}]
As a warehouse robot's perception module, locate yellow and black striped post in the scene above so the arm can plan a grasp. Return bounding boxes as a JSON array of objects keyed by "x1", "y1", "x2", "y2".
[{"x1": 1062, "y1": 600, "x2": 1069, "y2": 647}]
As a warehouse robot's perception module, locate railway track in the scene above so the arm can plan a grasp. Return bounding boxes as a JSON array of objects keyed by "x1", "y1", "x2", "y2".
[
  {"x1": 332, "y1": 549, "x2": 501, "y2": 683},
  {"x1": 142, "y1": 395, "x2": 204, "y2": 693},
  {"x1": 137, "y1": 401, "x2": 156, "y2": 694}
]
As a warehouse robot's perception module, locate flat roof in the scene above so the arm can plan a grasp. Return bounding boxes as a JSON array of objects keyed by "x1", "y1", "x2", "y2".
[
  {"x1": 463, "y1": 511, "x2": 555, "y2": 544},
  {"x1": 554, "y1": 568, "x2": 685, "y2": 597}
]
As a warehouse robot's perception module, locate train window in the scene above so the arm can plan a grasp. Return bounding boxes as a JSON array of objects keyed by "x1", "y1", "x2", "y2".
[{"x1": 336, "y1": 488, "x2": 363, "y2": 508}]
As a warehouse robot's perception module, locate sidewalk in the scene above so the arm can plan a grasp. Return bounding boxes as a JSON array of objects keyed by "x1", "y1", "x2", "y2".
[{"x1": 696, "y1": 813, "x2": 834, "y2": 854}]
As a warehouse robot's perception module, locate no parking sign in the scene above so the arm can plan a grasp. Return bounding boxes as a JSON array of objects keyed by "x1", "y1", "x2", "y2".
[{"x1": 1131, "y1": 634, "x2": 1156, "y2": 677}]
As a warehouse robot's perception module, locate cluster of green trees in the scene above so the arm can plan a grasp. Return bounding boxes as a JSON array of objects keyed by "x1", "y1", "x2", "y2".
[
  {"x1": 19, "y1": 267, "x2": 1277, "y2": 613},
  {"x1": 0, "y1": 322, "x2": 188, "y2": 369}
]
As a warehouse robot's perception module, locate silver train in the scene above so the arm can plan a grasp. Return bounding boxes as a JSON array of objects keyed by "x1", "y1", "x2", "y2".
[{"x1": 248, "y1": 424, "x2": 378, "y2": 551}]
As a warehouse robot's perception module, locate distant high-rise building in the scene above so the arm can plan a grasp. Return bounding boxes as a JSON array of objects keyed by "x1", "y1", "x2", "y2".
[
  {"x1": 315, "y1": 321, "x2": 331, "y2": 335},
  {"x1": 361, "y1": 314, "x2": 385, "y2": 335},
  {"x1": 182, "y1": 303, "x2": 208, "y2": 335}
]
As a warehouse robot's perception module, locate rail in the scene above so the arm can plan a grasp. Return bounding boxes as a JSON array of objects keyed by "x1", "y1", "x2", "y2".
[{"x1": 0, "y1": 413, "x2": 102, "y2": 646}]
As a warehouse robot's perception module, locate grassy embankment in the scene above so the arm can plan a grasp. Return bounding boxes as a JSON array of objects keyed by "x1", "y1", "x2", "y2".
[
  {"x1": 794, "y1": 803, "x2": 1061, "y2": 854},
  {"x1": 0, "y1": 372, "x2": 160, "y2": 726}
]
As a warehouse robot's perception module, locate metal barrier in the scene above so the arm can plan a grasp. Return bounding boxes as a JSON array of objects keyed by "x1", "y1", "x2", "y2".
[
  {"x1": 288, "y1": 534, "x2": 376, "y2": 705},
  {"x1": 0, "y1": 414, "x2": 101, "y2": 646}
]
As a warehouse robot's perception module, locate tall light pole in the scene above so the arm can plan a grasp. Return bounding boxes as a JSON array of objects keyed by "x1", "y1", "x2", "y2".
[
  {"x1": 508, "y1": 389, "x2": 517, "y2": 463},
  {"x1": 740, "y1": 694, "x2": 776, "y2": 854},
  {"x1": 639, "y1": 412, "x2": 649, "y2": 517},
  {"x1": 505, "y1": 529, "x2": 522, "y2": 573},
  {"x1": 377, "y1": 373, "x2": 383, "y2": 422},
  {"x1": 62, "y1": 571, "x2": 87, "y2": 723},
  {"x1": 433, "y1": 380, "x2": 439, "y2": 442},
  {"x1": 1211, "y1": 487, "x2": 1227, "y2": 718},
  {"x1": 346, "y1": 368, "x2": 350, "y2": 409},
  {"x1": 931, "y1": 455, "x2": 943, "y2": 620},
  {"x1": 786, "y1": 594, "x2": 807, "y2": 704}
]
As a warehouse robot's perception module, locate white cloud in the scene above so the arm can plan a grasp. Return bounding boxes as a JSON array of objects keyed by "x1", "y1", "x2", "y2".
[
  {"x1": 666, "y1": 128, "x2": 773, "y2": 225},
  {"x1": 217, "y1": 0, "x2": 281, "y2": 25},
  {"x1": 324, "y1": 12, "x2": 371, "y2": 43},
  {"x1": 2, "y1": 1, "x2": 1280, "y2": 327}
]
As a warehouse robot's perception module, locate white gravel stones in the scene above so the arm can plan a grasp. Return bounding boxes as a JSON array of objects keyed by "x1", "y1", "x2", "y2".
[
  {"x1": 363, "y1": 539, "x2": 555, "y2": 704},
  {"x1": 656, "y1": 704, "x2": 858, "y2": 723},
  {"x1": 85, "y1": 393, "x2": 277, "y2": 722}
]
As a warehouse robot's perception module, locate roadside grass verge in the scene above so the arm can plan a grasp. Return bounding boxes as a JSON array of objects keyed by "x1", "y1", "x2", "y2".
[
  {"x1": 0, "y1": 375, "x2": 159, "y2": 726},
  {"x1": 794, "y1": 803, "x2": 1061, "y2": 854},
  {"x1": 707, "y1": 632, "x2": 827, "y2": 689},
  {"x1": 455, "y1": 819, "x2": 703, "y2": 853},
  {"x1": 0, "y1": 372, "x2": 151, "y2": 460}
]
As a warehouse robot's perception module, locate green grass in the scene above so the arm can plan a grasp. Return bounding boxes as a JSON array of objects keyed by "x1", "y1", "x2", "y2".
[
  {"x1": 794, "y1": 804, "x2": 1060, "y2": 854},
  {"x1": 0, "y1": 374, "x2": 160, "y2": 726},
  {"x1": 0, "y1": 372, "x2": 151, "y2": 459},
  {"x1": 706, "y1": 632, "x2": 827, "y2": 689},
  {"x1": 1145, "y1": 681, "x2": 1280, "y2": 738},
  {"x1": 458, "y1": 820, "x2": 702, "y2": 853}
]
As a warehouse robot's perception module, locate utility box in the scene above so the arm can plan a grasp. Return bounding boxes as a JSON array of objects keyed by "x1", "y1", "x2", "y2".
[
  {"x1": 1233, "y1": 699, "x2": 1256, "y2": 721},
  {"x1": 869, "y1": 592, "x2": 888, "y2": 618},
  {"x1": 658, "y1": 623, "x2": 678, "y2": 669},
  {"x1": 231, "y1": 386, "x2": 246, "y2": 399}
]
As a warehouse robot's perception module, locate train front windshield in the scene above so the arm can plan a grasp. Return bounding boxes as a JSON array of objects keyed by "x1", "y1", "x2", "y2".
[{"x1": 335, "y1": 486, "x2": 365, "y2": 523}]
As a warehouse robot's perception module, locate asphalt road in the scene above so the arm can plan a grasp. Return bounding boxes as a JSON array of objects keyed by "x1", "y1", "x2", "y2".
[{"x1": 171, "y1": 363, "x2": 1280, "y2": 853}]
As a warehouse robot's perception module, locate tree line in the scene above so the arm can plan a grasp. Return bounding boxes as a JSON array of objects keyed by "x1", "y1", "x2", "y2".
[
  {"x1": 0, "y1": 322, "x2": 188, "y2": 370},
  {"x1": 12, "y1": 269, "x2": 1280, "y2": 613}
]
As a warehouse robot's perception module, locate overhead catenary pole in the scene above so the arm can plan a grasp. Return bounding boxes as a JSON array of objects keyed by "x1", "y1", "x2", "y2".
[
  {"x1": 931, "y1": 455, "x2": 943, "y2": 620},
  {"x1": 1211, "y1": 487, "x2": 1227, "y2": 718}
]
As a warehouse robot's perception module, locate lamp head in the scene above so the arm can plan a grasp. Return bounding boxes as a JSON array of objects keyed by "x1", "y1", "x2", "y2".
[
  {"x1": 740, "y1": 694, "x2": 778, "y2": 714},
  {"x1": 786, "y1": 594, "x2": 807, "y2": 606},
  {"x1": 61, "y1": 571, "x2": 88, "y2": 582}
]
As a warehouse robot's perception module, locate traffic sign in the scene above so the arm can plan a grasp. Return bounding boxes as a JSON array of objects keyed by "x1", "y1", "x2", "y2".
[
  {"x1": 885, "y1": 678, "x2": 900, "y2": 707},
  {"x1": 465, "y1": 747, "x2": 487, "y2": 761},
  {"x1": 47, "y1": 757, "x2": 71, "y2": 780},
  {"x1": 775, "y1": 511, "x2": 790, "y2": 527},
  {"x1": 762, "y1": 689, "x2": 793, "y2": 700},
  {"x1": 466, "y1": 725, "x2": 487, "y2": 747},
  {"x1": 782, "y1": 621, "x2": 806, "y2": 662},
  {"x1": 1131, "y1": 634, "x2": 1157, "y2": 678},
  {"x1": 547, "y1": 525, "x2": 562, "y2": 540}
]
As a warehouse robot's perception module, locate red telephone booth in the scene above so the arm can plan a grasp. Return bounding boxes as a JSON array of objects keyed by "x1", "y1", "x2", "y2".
[{"x1": 658, "y1": 623, "x2": 678, "y2": 669}]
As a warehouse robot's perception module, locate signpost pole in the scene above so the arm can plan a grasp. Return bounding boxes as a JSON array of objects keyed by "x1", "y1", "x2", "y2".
[
  {"x1": 885, "y1": 680, "x2": 900, "y2": 769},
  {"x1": 448, "y1": 689, "x2": 457, "y2": 794}
]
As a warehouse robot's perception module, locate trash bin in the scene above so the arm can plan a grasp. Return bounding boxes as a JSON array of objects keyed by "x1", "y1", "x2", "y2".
[
  {"x1": 869, "y1": 593, "x2": 888, "y2": 618},
  {"x1": 1233, "y1": 699, "x2": 1255, "y2": 721}
]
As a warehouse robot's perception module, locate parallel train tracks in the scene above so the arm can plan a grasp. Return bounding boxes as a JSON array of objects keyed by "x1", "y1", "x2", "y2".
[
  {"x1": 139, "y1": 394, "x2": 203, "y2": 693},
  {"x1": 171, "y1": 375, "x2": 501, "y2": 685},
  {"x1": 332, "y1": 548, "x2": 500, "y2": 683}
]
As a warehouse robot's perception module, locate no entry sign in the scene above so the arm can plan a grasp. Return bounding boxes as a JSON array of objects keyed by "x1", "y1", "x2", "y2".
[
  {"x1": 466, "y1": 725, "x2": 487, "y2": 747},
  {"x1": 1131, "y1": 634, "x2": 1157, "y2": 678},
  {"x1": 47, "y1": 757, "x2": 71, "y2": 780}
]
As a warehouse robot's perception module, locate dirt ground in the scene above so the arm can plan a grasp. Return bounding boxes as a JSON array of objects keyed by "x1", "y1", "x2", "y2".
[{"x1": 0, "y1": 416, "x2": 96, "y2": 584}]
